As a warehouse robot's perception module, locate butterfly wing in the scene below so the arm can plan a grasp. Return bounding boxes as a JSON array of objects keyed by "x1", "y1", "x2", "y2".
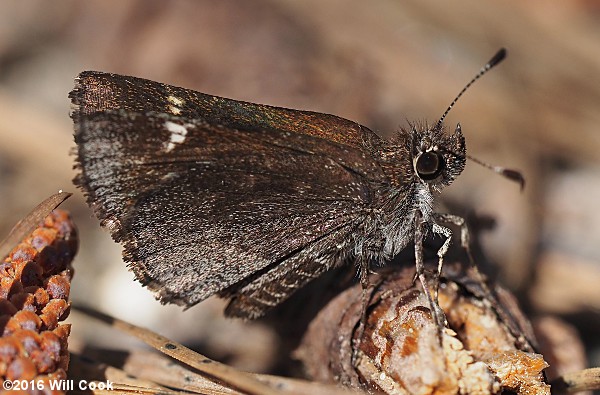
[
  {"x1": 73, "y1": 108, "x2": 388, "y2": 317},
  {"x1": 70, "y1": 71, "x2": 376, "y2": 150}
]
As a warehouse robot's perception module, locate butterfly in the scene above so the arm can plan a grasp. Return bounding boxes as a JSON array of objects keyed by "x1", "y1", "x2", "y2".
[{"x1": 71, "y1": 49, "x2": 519, "y2": 321}]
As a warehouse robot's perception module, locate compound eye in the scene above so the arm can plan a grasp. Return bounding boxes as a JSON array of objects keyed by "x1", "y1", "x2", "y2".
[{"x1": 415, "y1": 151, "x2": 444, "y2": 180}]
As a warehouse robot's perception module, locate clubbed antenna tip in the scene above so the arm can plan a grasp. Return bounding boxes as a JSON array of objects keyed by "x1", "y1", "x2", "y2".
[
  {"x1": 500, "y1": 168, "x2": 525, "y2": 191},
  {"x1": 488, "y1": 48, "x2": 507, "y2": 69},
  {"x1": 466, "y1": 154, "x2": 525, "y2": 192}
]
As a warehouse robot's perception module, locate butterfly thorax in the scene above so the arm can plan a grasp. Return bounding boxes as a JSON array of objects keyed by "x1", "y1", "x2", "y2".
[{"x1": 354, "y1": 123, "x2": 466, "y2": 262}]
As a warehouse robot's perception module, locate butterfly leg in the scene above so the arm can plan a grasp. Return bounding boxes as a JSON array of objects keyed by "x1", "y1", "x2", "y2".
[
  {"x1": 433, "y1": 213, "x2": 488, "y2": 294},
  {"x1": 352, "y1": 256, "x2": 374, "y2": 360},
  {"x1": 431, "y1": 213, "x2": 477, "y2": 328},
  {"x1": 433, "y1": 213, "x2": 532, "y2": 350},
  {"x1": 431, "y1": 221, "x2": 452, "y2": 294},
  {"x1": 415, "y1": 210, "x2": 447, "y2": 329},
  {"x1": 433, "y1": 213, "x2": 472, "y2": 261}
]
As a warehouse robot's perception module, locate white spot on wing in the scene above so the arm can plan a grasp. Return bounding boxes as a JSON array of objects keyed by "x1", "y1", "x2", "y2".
[
  {"x1": 167, "y1": 95, "x2": 185, "y2": 115},
  {"x1": 164, "y1": 121, "x2": 188, "y2": 152},
  {"x1": 168, "y1": 105, "x2": 182, "y2": 115},
  {"x1": 167, "y1": 95, "x2": 185, "y2": 106}
]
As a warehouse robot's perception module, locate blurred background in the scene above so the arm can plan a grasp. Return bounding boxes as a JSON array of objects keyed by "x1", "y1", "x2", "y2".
[{"x1": 0, "y1": 0, "x2": 599, "y2": 379}]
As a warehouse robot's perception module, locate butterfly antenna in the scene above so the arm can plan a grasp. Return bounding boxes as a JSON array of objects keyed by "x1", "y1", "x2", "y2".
[
  {"x1": 436, "y1": 48, "x2": 507, "y2": 128},
  {"x1": 436, "y1": 48, "x2": 523, "y2": 190},
  {"x1": 466, "y1": 154, "x2": 525, "y2": 191}
]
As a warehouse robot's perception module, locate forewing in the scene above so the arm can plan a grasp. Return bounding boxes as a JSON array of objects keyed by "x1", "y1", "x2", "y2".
[
  {"x1": 73, "y1": 110, "x2": 386, "y2": 308},
  {"x1": 70, "y1": 71, "x2": 376, "y2": 150}
]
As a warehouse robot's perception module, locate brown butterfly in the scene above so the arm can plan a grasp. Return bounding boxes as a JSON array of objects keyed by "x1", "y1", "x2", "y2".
[{"x1": 71, "y1": 48, "x2": 521, "y2": 321}]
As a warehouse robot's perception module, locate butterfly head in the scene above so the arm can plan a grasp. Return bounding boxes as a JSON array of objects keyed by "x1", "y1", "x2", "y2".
[{"x1": 411, "y1": 122, "x2": 466, "y2": 192}]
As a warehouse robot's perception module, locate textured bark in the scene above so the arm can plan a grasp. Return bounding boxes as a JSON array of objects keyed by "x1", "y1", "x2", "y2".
[{"x1": 297, "y1": 262, "x2": 550, "y2": 394}]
